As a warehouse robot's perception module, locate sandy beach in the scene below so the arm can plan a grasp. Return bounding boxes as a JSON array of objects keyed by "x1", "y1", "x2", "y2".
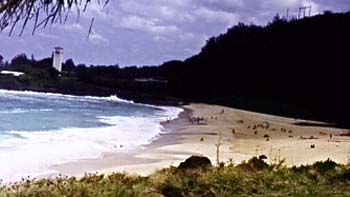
[{"x1": 50, "y1": 103, "x2": 350, "y2": 178}]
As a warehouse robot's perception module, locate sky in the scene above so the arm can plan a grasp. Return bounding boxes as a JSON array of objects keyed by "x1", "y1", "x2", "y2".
[{"x1": 0, "y1": 0, "x2": 349, "y2": 67}]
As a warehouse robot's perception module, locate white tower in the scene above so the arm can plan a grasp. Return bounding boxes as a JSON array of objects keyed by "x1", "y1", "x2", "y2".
[{"x1": 52, "y1": 47, "x2": 64, "y2": 72}]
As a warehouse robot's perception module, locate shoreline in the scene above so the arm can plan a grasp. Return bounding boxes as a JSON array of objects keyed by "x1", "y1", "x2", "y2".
[
  {"x1": 47, "y1": 108, "x2": 193, "y2": 178},
  {"x1": 47, "y1": 103, "x2": 350, "y2": 179}
]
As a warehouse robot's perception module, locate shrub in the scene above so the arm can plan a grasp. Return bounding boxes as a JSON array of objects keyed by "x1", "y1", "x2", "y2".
[
  {"x1": 238, "y1": 157, "x2": 269, "y2": 171},
  {"x1": 313, "y1": 158, "x2": 338, "y2": 175},
  {"x1": 161, "y1": 184, "x2": 183, "y2": 197}
]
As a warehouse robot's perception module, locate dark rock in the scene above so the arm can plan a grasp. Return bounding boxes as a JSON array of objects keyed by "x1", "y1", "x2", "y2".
[
  {"x1": 177, "y1": 156, "x2": 212, "y2": 171},
  {"x1": 259, "y1": 155, "x2": 267, "y2": 160}
]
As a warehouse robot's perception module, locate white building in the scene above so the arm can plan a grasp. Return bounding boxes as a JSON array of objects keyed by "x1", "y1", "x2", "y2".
[
  {"x1": 0, "y1": 70, "x2": 24, "y2": 77},
  {"x1": 52, "y1": 47, "x2": 64, "y2": 72}
]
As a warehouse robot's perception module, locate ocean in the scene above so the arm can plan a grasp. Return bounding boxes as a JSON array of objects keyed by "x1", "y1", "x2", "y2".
[{"x1": 0, "y1": 89, "x2": 183, "y2": 183}]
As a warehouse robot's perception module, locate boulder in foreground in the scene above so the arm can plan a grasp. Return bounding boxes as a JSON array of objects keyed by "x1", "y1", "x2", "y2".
[{"x1": 177, "y1": 156, "x2": 212, "y2": 171}]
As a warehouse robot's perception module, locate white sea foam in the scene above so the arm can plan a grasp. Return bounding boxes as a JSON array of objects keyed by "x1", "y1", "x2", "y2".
[
  {"x1": 0, "y1": 105, "x2": 183, "y2": 183},
  {"x1": 0, "y1": 89, "x2": 134, "y2": 104},
  {"x1": 0, "y1": 108, "x2": 53, "y2": 114}
]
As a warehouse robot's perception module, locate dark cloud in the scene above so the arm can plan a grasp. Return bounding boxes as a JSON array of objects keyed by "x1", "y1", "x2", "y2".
[{"x1": 0, "y1": 0, "x2": 349, "y2": 66}]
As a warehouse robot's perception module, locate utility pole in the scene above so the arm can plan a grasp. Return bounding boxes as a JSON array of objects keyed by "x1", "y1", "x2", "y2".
[
  {"x1": 298, "y1": 6, "x2": 312, "y2": 19},
  {"x1": 308, "y1": 6, "x2": 312, "y2": 17}
]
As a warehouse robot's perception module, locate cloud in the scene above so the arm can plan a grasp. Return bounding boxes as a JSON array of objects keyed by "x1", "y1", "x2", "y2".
[
  {"x1": 153, "y1": 36, "x2": 175, "y2": 43},
  {"x1": 119, "y1": 1, "x2": 195, "y2": 23},
  {"x1": 200, "y1": 0, "x2": 244, "y2": 11},
  {"x1": 62, "y1": 23, "x2": 84, "y2": 32},
  {"x1": 75, "y1": 0, "x2": 112, "y2": 20},
  {"x1": 37, "y1": 32, "x2": 59, "y2": 39},
  {"x1": 88, "y1": 31, "x2": 109, "y2": 45},
  {"x1": 119, "y1": 15, "x2": 178, "y2": 34},
  {"x1": 194, "y1": 6, "x2": 240, "y2": 26}
]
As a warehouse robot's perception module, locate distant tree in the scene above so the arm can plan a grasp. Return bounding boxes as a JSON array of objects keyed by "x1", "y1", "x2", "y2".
[
  {"x1": 324, "y1": 10, "x2": 333, "y2": 15},
  {"x1": 63, "y1": 59, "x2": 75, "y2": 71},
  {"x1": 31, "y1": 54, "x2": 35, "y2": 61},
  {"x1": 268, "y1": 13, "x2": 287, "y2": 26},
  {"x1": 0, "y1": 54, "x2": 3, "y2": 66},
  {"x1": 75, "y1": 64, "x2": 90, "y2": 81},
  {"x1": 201, "y1": 37, "x2": 217, "y2": 53},
  {"x1": 35, "y1": 57, "x2": 52, "y2": 69},
  {"x1": 11, "y1": 53, "x2": 30, "y2": 65},
  {"x1": 273, "y1": 13, "x2": 281, "y2": 22}
]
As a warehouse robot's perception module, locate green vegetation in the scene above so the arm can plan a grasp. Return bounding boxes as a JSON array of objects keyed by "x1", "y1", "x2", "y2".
[
  {"x1": 0, "y1": 54, "x2": 117, "y2": 96},
  {"x1": 1, "y1": 157, "x2": 349, "y2": 196}
]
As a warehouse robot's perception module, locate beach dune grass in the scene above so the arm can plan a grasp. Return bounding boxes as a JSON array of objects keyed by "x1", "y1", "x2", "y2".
[{"x1": 1, "y1": 157, "x2": 350, "y2": 196}]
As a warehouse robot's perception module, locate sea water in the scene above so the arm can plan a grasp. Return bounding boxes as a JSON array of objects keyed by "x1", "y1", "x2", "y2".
[{"x1": 0, "y1": 89, "x2": 183, "y2": 183}]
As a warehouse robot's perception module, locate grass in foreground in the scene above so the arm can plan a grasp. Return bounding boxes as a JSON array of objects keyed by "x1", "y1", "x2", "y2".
[{"x1": 1, "y1": 157, "x2": 350, "y2": 197}]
